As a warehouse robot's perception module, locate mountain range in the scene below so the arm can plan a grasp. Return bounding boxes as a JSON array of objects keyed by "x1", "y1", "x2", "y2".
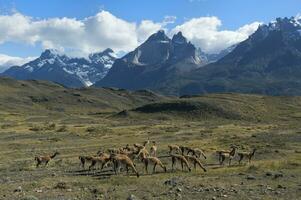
[
  {"x1": 2, "y1": 16, "x2": 301, "y2": 96},
  {"x1": 95, "y1": 31, "x2": 204, "y2": 90},
  {"x1": 176, "y1": 16, "x2": 301, "y2": 96},
  {"x1": 97, "y1": 16, "x2": 301, "y2": 96},
  {"x1": 1, "y1": 48, "x2": 116, "y2": 87}
]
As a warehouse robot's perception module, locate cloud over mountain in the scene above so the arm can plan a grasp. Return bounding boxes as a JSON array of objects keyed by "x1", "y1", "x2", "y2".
[
  {"x1": 171, "y1": 16, "x2": 262, "y2": 53},
  {"x1": 0, "y1": 11, "x2": 260, "y2": 56},
  {"x1": 0, "y1": 54, "x2": 35, "y2": 72}
]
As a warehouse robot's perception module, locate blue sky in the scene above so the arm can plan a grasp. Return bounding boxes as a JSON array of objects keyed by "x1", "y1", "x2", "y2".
[{"x1": 0, "y1": 0, "x2": 300, "y2": 66}]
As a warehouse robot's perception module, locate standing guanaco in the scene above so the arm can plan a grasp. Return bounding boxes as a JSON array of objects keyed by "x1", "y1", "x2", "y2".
[
  {"x1": 137, "y1": 148, "x2": 150, "y2": 161},
  {"x1": 150, "y1": 141, "x2": 157, "y2": 157},
  {"x1": 88, "y1": 153, "x2": 111, "y2": 170},
  {"x1": 79, "y1": 156, "x2": 94, "y2": 169},
  {"x1": 35, "y1": 152, "x2": 60, "y2": 167},
  {"x1": 187, "y1": 148, "x2": 207, "y2": 159},
  {"x1": 170, "y1": 154, "x2": 191, "y2": 172},
  {"x1": 110, "y1": 154, "x2": 139, "y2": 177},
  {"x1": 184, "y1": 155, "x2": 207, "y2": 172},
  {"x1": 168, "y1": 145, "x2": 181, "y2": 154},
  {"x1": 219, "y1": 147, "x2": 237, "y2": 166},
  {"x1": 237, "y1": 148, "x2": 256, "y2": 164},
  {"x1": 179, "y1": 146, "x2": 191, "y2": 155},
  {"x1": 140, "y1": 153, "x2": 166, "y2": 174},
  {"x1": 134, "y1": 140, "x2": 149, "y2": 150}
]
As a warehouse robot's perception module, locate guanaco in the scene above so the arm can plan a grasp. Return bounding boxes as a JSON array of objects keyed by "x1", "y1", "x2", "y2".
[
  {"x1": 134, "y1": 140, "x2": 149, "y2": 150},
  {"x1": 216, "y1": 146, "x2": 235, "y2": 163},
  {"x1": 79, "y1": 156, "x2": 95, "y2": 169},
  {"x1": 219, "y1": 147, "x2": 237, "y2": 166},
  {"x1": 140, "y1": 153, "x2": 166, "y2": 174},
  {"x1": 184, "y1": 155, "x2": 207, "y2": 172},
  {"x1": 237, "y1": 148, "x2": 256, "y2": 164},
  {"x1": 137, "y1": 148, "x2": 150, "y2": 161},
  {"x1": 170, "y1": 154, "x2": 191, "y2": 172},
  {"x1": 179, "y1": 146, "x2": 192, "y2": 155},
  {"x1": 150, "y1": 141, "x2": 157, "y2": 157},
  {"x1": 107, "y1": 148, "x2": 124, "y2": 154},
  {"x1": 89, "y1": 153, "x2": 111, "y2": 170},
  {"x1": 35, "y1": 152, "x2": 60, "y2": 168},
  {"x1": 110, "y1": 154, "x2": 139, "y2": 177},
  {"x1": 187, "y1": 148, "x2": 207, "y2": 159},
  {"x1": 168, "y1": 145, "x2": 181, "y2": 154},
  {"x1": 124, "y1": 144, "x2": 137, "y2": 152}
]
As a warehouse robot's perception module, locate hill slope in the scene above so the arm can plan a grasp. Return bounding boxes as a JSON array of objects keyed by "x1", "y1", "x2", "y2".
[
  {"x1": 126, "y1": 93, "x2": 301, "y2": 122},
  {"x1": 0, "y1": 77, "x2": 168, "y2": 115}
]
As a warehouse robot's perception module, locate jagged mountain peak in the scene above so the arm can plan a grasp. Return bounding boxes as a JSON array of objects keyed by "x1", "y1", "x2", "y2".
[
  {"x1": 147, "y1": 30, "x2": 170, "y2": 42},
  {"x1": 172, "y1": 31, "x2": 188, "y2": 44},
  {"x1": 40, "y1": 49, "x2": 64, "y2": 59}
]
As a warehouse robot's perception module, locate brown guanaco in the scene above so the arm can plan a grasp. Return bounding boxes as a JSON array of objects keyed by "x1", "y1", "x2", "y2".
[
  {"x1": 219, "y1": 147, "x2": 237, "y2": 166},
  {"x1": 35, "y1": 152, "x2": 60, "y2": 167},
  {"x1": 150, "y1": 141, "x2": 157, "y2": 157},
  {"x1": 89, "y1": 153, "x2": 111, "y2": 170},
  {"x1": 237, "y1": 148, "x2": 256, "y2": 164},
  {"x1": 184, "y1": 155, "x2": 207, "y2": 172},
  {"x1": 170, "y1": 154, "x2": 191, "y2": 172},
  {"x1": 179, "y1": 145, "x2": 192, "y2": 155},
  {"x1": 110, "y1": 153, "x2": 139, "y2": 177},
  {"x1": 187, "y1": 148, "x2": 207, "y2": 159},
  {"x1": 79, "y1": 156, "x2": 94, "y2": 169},
  {"x1": 134, "y1": 140, "x2": 149, "y2": 150},
  {"x1": 137, "y1": 148, "x2": 150, "y2": 161},
  {"x1": 168, "y1": 145, "x2": 181, "y2": 154},
  {"x1": 140, "y1": 152, "x2": 166, "y2": 174}
]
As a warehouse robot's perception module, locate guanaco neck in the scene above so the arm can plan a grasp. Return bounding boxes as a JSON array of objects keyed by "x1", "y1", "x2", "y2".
[
  {"x1": 229, "y1": 147, "x2": 236, "y2": 156},
  {"x1": 250, "y1": 149, "x2": 256, "y2": 156},
  {"x1": 50, "y1": 152, "x2": 58, "y2": 159}
]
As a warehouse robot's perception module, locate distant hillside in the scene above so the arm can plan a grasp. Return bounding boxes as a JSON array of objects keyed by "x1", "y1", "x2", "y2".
[
  {"x1": 124, "y1": 93, "x2": 301, "y2": 122},
  {"x1": 0, "y1": 77, "x2": 168, "y2": 115}
]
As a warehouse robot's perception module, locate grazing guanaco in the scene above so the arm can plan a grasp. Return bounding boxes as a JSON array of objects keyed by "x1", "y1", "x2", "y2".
[
  {"x1": 110, "y1": 153, "x2": 139, "y2": 177},
  {"x1": 35, "y1": 152, "x2": 60, "y2": 168},
  {"x1": 184, "y1": 155, "x2": 207, "y2": 172},
  {"x1": 219, "y1": 147, "x2": 237, "y2": 166},
  {"x1": 150, "y1": 141, "x2": 157, "y2": 157},
  {"x1": 168, "y1": 145, "x2": 181, "y2": 154},
  {"x1": 170, "y1": 154, "x2": 191, "y2": 172},
  {"x1": 237, "y1": 149, "x2": 256, "y2": 164},
  {"x1": 187, "y1": 148, "x2": 207, "y2": 159}
]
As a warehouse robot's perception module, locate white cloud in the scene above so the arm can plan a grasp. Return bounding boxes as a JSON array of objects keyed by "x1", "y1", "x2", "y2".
[
  {"x1": 0, "y1": 54, "x2": 36, "y2": 72},
  {"x1": 0, "y1": 11, "x2": 261, "y2": 56},
  {"x1": 171, "y1": 16, "x2": 262, "y2": 53},
  {"x1": 0, "y1": 11, "x2": 161, "y2": 56}
]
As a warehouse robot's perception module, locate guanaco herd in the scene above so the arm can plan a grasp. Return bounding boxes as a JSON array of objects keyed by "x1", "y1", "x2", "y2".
[{"x1": 34, "y1": 141, "x2": 256, "y2": 178}]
